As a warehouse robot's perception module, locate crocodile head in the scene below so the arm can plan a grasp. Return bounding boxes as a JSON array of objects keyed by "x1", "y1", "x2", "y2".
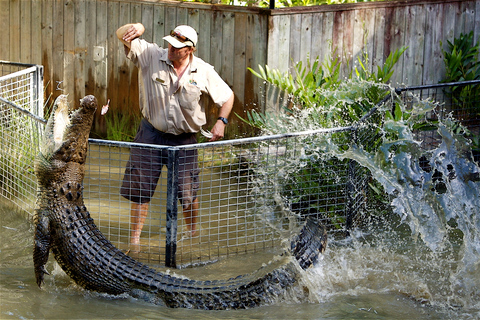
[{"x1": 35, "y1": 95, "x2": 97, "y2": 187}]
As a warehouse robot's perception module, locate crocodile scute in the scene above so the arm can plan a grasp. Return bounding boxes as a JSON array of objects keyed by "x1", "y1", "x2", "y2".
[{"x1": 33, "y1": 94, "x2": 327, "y2": 310}]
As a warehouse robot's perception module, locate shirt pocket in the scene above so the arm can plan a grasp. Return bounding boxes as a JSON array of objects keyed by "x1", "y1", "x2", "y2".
[
  {"x1": 177, "y1": 82, "x2": 201, "y2": 111},
  {"x1": 151, "y1": 72, "x2": 169, "y2": 97}
]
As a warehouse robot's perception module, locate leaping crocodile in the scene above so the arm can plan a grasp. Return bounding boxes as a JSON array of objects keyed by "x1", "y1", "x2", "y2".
[{"x1": 33, "y1": 94, "x2": 327, "y2": 309}]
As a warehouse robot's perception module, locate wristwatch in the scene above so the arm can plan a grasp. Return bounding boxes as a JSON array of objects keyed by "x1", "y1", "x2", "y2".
[{"x1": 218, "y1": 117, "x2": 228, "y2": 125}]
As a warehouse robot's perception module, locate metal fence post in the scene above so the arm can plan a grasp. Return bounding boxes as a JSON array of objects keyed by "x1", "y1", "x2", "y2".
[
  {"x1": 34, "y1": 65, "x2": 44, "y2": 118},
  {"x1": 165, "y1": 147, "x2": 179, "y2": 268}
]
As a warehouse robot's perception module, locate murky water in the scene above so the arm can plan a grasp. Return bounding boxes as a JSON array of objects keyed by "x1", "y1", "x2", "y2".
[
  {"x1": 2, "y1": 97, "x2": 480, "y2": 318},
  {"x1": 1, "y1": 200, "x2": 477, "y2": 319}
]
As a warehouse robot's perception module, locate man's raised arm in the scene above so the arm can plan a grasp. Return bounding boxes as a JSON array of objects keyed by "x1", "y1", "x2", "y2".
[{"x1": 116, "y1": 23, "x2": 145, "y2": 49}]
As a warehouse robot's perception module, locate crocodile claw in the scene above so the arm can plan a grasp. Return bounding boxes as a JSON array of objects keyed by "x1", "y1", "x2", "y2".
[{"x1": 35, "y1": 265, "x2": 50, "y2": 288}]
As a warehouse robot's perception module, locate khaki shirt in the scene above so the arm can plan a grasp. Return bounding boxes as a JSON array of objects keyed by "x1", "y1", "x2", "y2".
[{"x1": 127, "y1": 38, "x2": 233, "y2": 135}]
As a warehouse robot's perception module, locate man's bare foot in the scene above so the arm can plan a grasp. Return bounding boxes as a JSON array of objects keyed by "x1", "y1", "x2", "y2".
[{"x1": 128, "y1": 237, "x2": 141, "y2": 255}]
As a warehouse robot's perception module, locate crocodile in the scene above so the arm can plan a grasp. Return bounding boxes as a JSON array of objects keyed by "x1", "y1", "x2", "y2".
[{"x1": 33, "y1": 94, "x2": 327, "y2": 310}]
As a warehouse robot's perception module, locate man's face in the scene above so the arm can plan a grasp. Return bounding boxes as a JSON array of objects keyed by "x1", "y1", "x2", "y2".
[{"x1": 168, "y1": 44, "x2": 193, "y2": 63}]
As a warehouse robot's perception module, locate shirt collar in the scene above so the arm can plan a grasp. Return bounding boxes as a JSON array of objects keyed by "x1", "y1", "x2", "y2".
[{"x1": 160, "y1": 51, "x2": 197, "y2": 73}]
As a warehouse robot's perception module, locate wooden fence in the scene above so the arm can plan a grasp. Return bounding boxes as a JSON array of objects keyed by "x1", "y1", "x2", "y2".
[{"x1": 1, "y1": 0, "x2": 479, "y2": 137}]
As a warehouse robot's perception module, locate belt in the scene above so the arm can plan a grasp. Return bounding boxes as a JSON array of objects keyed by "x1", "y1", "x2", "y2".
[{"x1": 141, "y1": 118, "x2": 195, "y2": 138}]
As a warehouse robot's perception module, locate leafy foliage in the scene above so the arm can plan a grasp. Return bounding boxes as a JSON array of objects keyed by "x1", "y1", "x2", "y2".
[
  {"x1": 440, "y1": 31, "x2": 480, "y2": 153},
  {"x1": 243, "y1": 46, "x2": 406, "y2": 133},
  {"x1": 104, "y1": 109, "x2": 142, "y2": 142},
  {"x1": 242, "y1": 46, "x2": 412, "y2": 227}
]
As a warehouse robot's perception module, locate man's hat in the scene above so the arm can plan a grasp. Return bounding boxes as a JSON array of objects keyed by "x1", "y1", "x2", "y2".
[{"x1": 163, "y1": 25, "x2": 198, "y2": 48}]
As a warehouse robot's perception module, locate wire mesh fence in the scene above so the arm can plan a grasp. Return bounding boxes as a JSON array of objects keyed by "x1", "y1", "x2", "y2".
[
  {"x1": 397, "y1": 81, "x2": 480, "y2": 163},
  {"x1": 1, "y1": 61, "x2": 478, "y2": 268},
  {"x1": 0, "y1": 61, "x2": 44, "y2": 212},
  {"x1": 84, "y1": 128, "x2": 365, "y2": 267}
]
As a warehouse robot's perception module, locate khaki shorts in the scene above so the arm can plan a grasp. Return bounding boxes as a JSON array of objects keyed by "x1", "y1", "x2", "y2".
[{"x1": 120, "y1": 119, "x2": 199, "y2": 209}]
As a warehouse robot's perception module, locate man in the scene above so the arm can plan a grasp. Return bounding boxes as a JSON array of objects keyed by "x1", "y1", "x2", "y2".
[{"x1": 116, "y1": 23, "x2": 234, "y2": 251}]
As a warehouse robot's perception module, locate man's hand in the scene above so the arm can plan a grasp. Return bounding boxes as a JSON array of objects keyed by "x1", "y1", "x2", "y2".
[
  {"x1": 209, "y1": 93, "x2": 234, "y2": 142},
  {"x1": 116, "y1": 23, "x2": 145, "y2": 48},
  {"x1": 209, "y1": 121, "x2": 226, "y2": 142}
]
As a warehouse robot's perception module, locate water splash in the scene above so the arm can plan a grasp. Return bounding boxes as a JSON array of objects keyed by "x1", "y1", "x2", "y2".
[{"x1": 327, "y1": 105, "x2": 480, "y2": 312}]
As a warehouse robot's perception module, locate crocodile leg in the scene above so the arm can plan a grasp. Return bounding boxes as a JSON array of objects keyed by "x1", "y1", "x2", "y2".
[{"x1": 33, "y1": 210, "x2": 51, "y2": 287}]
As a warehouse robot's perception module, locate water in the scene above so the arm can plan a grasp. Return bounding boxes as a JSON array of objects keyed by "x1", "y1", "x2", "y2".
[
  {"x1": 2, "y1": 98, "x2": 480, "y2": 319},
  {"x1": 1, "y1": 200, "x2": 478, "y2": 319}
]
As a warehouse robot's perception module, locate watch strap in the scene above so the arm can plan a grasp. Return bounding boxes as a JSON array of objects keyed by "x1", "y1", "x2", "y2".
[{"x1": 218, "y1": 117, "x2": 228, "y2": 125}]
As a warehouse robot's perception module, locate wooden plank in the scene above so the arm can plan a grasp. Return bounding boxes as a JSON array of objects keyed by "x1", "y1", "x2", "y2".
[
  {"x1": 20, "y1": 0, "x2": 32, "y2": 63},
  {"x1": 164, "y1": 6, "x2": 177, "y2": 37},
  {"x1": 247, "y1": 13, "x2": 267, "y2": 114},
  {"x1": 288, "y1": 13, "x2": 301, "y2": 70},
  {"x1": 94, "y1": 0, "x2": 107, "y2": 131},
  {"x1": 341, "y1": 10, "x2": 354, "y2": 78},
  {"x1": 197, "y1": 10, "x2": 211, "y2": 63},
  {"x1": 187, "y1": 8, "x2": 200, "y2": 32},
  {"x1": 387, "y1": 5, "x2": 406, "y2": 86},
  {"x1": 210, "y1": 11, "x2": 223, "y2": 77},
  {"x1": 63, "y1": 0, "x2": 75, "y2": 97},
  {"x1": 363, "y1": 8, "x2": 375, "y2": 74},
  {"x1": 52, "y1": 0, "x2": 64, "y2": 97},
  {"x1": 310, "y1": 12, "x2": 323, "y2": 61},
  {"x1": 266, "y1": 15, "x2": 279, "y2": 69},
  {"x1": 462, "y1": 1, "x2": 475, "y2": 34},
  {"x1": 422, "y1": 3, "x2": 436, "y2": 85},
  {"x1": 74, "y1": 0, "x2": 86, "y2": 101},
  {"x1": 141, "y1": 4, "x2": 154, "y2": 43},
  {"x1": 41, "y1": 0, "x2": 54, "y2": 102},
  {"x1": 222, "y1": 11, "x2": 235, "y2": 86},
  {"x1": 403, "y1": 5, "x2": 425, "y2": 86},
  {"x1": 9, "y1": 0, "x2": 20, "y2": 62},
  {"x1": 431, "y1": 2, "x2": 445, "y2": 84},
  {"x1": 107, "y1": 1, "x2": 119, "y2": 112},
  {"x1": 331, "y1": 11, "x2": 344, "y2": 74},
  {"x1": 372, "y1": 7, "x2": 385, "y2": 72},
  {"x1": 153, "y1": 5, "x2": 166, "y2": 45},
  {"x1": 233, "y1": 12, "x2": 247, "y2": 108},
  {"x1": 352, "y1": 9, "x2": 365, "y2": 74},
  {"x1": 128, "y1": 2, "x2": 142, "y2": 118},
  {"x1": 300, "y1": 13, "x2": 313, "y2": 66},
  {"x1": 117, "y1": 1, "x2": 132, "y2": 112},
  {"x1": 0, "y1": 1, "x2": 9, "y2": 61},
  {"x1": 475, "y1": 0, "x2": 480, "y2": 47},
  {"x1": 84, "y1": 0, "x2": 97, "y2": 98},
  {"x1": 277, "y1": 15, "x2": 291, "y2": 73},
  {"x1": 176, "y1": 7, "x2": 188, "y2": 25},
  {"x1": 455, "y1": 1, "x2": 466, "y2": 37},
  {"x1": 443, "y1": 2, "x2": 457, "y2": 42},
  {"x1": 31, "y1": 0, "x2": 42, "y2": 65},
  {"x1": 321, "y1": 11, "x2": 334, "y2": 65}
]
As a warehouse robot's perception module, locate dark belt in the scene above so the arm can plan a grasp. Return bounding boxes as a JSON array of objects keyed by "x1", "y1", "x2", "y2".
[{"x1": 141, "y1": 118, "x2": 196, "y2": 139}]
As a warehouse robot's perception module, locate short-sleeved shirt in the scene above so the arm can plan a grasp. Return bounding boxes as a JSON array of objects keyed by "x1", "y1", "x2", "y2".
[{"x1": 127, "y1": 38, "x2": 233, "y2": 135}]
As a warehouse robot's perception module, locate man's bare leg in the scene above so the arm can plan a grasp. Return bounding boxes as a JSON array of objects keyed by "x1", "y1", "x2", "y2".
[
  {"x1": 130, "y1": 202, "x2": 149, "y2": 251},
  {"x1": 183, "y1": 198, "x2": 199, "y2": 236}
]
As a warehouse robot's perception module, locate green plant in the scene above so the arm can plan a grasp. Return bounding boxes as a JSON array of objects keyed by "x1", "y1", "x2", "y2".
[
  {"x1": 104, "y1": 109, "x2": 142, "y2": 142},
  {"x1": 243, "y1": 46, "x2": 406, "y2": 133},
  {"x1": 242, "y1": 45, "x2": 411, "y2": 228},
  {"x1": 441, "y1": 31, "x2": 480, "y2": 122}
]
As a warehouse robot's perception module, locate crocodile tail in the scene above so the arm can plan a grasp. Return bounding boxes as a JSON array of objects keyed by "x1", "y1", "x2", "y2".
[{"x1": 290, "y1": 217, "x2": 327, "y2": 270}]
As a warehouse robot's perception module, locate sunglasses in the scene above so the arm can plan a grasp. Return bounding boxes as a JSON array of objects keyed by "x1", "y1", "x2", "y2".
[{"x1": 170, "y1": 30, "x2": 194, "y2": 46}]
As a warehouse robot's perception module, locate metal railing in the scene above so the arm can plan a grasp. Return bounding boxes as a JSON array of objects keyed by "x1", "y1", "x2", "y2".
[{"x1": 1, "y1": 61, "x2": 478, "y2": 267}]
